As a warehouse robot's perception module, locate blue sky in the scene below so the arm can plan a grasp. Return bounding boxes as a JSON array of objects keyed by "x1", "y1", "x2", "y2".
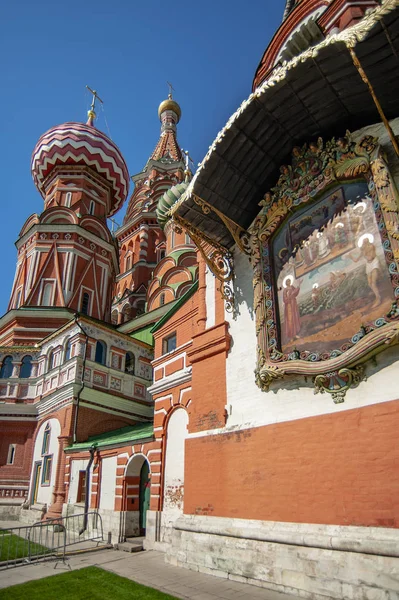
[{"x1": 0, "y1": 0, "x2": 283, "y2": 314}]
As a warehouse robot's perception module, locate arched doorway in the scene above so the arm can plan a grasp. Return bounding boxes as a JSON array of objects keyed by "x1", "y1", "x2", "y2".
[
  {"x1": 123, "y1": 454, "x2": 151, "y2": 538},
  {"x1": 139, "y1": 460, "x2": 150, "y2": 535}
]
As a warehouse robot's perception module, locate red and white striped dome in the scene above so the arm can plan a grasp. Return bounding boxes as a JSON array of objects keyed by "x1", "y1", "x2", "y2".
[{"x1": 31, "y1": 122, "x2": 129, "y2": 217}]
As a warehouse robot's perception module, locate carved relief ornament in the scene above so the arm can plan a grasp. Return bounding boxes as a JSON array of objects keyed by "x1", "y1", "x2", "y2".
[{"x1": 247, "y1": 132, "x2": 399, "y2": 399}]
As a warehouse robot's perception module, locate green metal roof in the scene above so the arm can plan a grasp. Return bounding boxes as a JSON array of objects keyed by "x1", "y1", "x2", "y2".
[
  {"x1": 117, "y1": 299, "x2": 179, "y2": 334},
  {"x1": 151, "y1": 281, "x2": 198, "y2": 333},
  {"x1": 66, "y1": 422, "x2": 154, "y2": 452},
  {"x1": 130, "y1": 324, "x2": 154, "y2": 346}
]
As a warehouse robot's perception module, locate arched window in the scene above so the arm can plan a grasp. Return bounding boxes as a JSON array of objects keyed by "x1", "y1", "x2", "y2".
[
  {"x1": 185, "y1": 233, "x2": 191, "y2": 245},
  {"x1": 20, "y1": 355, "x2": 32, "y2": 378},
  {"x1": 81, "y1": 292, "x2": 90, "y2": 315},
  {"x1": 42, "y1": 283, "x2": 54, "y2": 306},
  {"x1": 122, "y1": 304, "x2": 131, "y2": 323},
  {"x1": 126, "y1": 254, "x2": 132, "y2": 271},
  {"x1": 160, "y1": 293, "x2": 165, "y2": 306},
  {"x1": 111, "y1": 310, "x2": 118, "y2": 325},
  {"x1": 47, "y1": 349, "x2": 56, "y2": 371},
  {"x1": 0, "y1": 356, "x2": 13, "y2": 379},
  {"x1": 136, "y1": 300, "x2": 145, "y2": 316},
  {"x1": 65, "y1": 339, "x2": 72, "y2": 362},
  {"x1": 89, "y1": 200, "x2": 95, "y2": 215},
  {"x1": 159, "y1": 249, "x2": 166, "y2": 261},
  {"x1": 65, "y1": 192, "x2": 72, "y2": 207},
  {"x1": 95, "y1": 340, "x2": 107, "y2": 365},
  {"x1": 125, "y1": 352, "x2": 135, "y2": 374},
  {"x1": 42, "y1": 423, "x2": 51, "y2": 455}
]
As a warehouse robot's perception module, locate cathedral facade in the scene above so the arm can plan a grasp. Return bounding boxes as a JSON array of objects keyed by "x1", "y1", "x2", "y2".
[{"x1": 1, "y1": 1, "x2": 399, "y2": 597}]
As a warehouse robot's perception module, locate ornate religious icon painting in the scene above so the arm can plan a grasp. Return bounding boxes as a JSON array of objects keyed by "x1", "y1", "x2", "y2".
[
  {"x1": 250, "y1": 133, "x2": 399, "y2": 400},
  {"x1": 273, "y1": 182, "x2": 394, "y2": 354}
]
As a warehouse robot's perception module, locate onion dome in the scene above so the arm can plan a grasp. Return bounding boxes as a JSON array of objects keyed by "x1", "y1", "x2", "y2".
[
  {"x1": 31, "y1": 121, "x2": 129, "y2": 217},
  {"x1": 158, "y1": 94, "x2": 181, "y2": 123},
  {"x1": 157, "y1": 182, "x2": 188, "y2": 228}
]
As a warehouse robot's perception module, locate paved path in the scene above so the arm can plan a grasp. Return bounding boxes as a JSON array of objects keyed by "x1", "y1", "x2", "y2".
[{"x1": 0, "y1": 547, "x2": 298, "y2": 599}]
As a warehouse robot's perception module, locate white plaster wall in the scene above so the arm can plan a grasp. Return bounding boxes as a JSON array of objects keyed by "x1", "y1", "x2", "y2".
[
  {"x1": 31, "y1": 418, "x2": 61, "y2": 506},
  {"x1": 162, "y1": 409, "x2": 189, "y2": 537},
  {"x1": 99, "y1": 456, "x2": 117, "y2": 510},
  {"x1": 222, "y1": 119, "x2": 399, "y2": 432},
  {"x1": 205, "y1": 266, "x2": 216, "y2": 329},
  {"x1": 68, "y1": 458, "x2": 91, "y2": 504}
]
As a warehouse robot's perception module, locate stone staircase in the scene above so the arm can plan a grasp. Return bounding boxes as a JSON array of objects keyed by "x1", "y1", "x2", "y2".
[
  {"x1": 19, "y1": 503, "x2": 46, "y2": 525},
  {"x1": 117, "y1": 536, "x2": 144, "y2": 553}
]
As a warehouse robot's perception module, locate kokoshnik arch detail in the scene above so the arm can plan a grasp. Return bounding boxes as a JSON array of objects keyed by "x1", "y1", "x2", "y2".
[{"x1": 248, "y1": 132, "x2": 399, "y2": 400}]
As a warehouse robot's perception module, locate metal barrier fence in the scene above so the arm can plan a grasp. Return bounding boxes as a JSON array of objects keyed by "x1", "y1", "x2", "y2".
[{"x1": 0, "y1": 511, "x2": 104, "y2": 570}]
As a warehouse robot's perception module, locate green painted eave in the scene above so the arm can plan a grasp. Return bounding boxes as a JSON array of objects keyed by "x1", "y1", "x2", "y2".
[
  {"x1": 117, "y1": 300, "x2": 179, "y2": 335},
  {"x1": 66, "y1": 423, "x2": 154, "y2": 452},
  {"x1": 151, "y1": 280, "x2": 198, "y2": 334},
  {"x1": 130, "y1": 325, "x2": 154, "y2": 346}
]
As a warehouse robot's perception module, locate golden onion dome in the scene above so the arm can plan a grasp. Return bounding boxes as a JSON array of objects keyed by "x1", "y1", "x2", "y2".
[{"x1": 158, "y1": 95, "x2": 181, "y2": 122}]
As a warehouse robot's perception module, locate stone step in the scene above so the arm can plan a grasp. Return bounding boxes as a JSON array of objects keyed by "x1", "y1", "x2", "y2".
[{"x1": 117, "y1": 541, "x2": 143, "y2": 553}]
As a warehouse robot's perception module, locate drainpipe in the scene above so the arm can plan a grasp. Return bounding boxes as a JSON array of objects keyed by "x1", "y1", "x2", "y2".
[
  {"x1": 72, "y1": 313, "x2": 89, "y2": 444},
  {"x1": 79, "y1": 443, "x2": 97, "y2": 535}
]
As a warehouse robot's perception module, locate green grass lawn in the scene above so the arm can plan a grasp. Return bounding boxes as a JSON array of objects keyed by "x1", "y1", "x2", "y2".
[
  {"x1": 0, "y1": 566, "x2": 178, "y2": 599},
  {"x1": 0, "y1": 534, "x2": 48, "y2": 562}
]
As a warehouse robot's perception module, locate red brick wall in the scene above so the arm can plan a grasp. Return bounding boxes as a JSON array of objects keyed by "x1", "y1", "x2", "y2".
[
  {"x1": 0, "y1": 421, "x2": 35, "y2": 486},
  {"x1": 184, "y1": 399, "x2": 399, "y2": 527}
]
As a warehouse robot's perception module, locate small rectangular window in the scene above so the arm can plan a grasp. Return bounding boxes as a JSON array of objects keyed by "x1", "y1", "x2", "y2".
[
  {"x1": 7, "y1": 444, "x2": 16, "y2": 465},
  {"x1": 77, "y1": 470, "x2": 87, "y2": 503},
  {"x1": 42, "y1": 455, "x2": 52, "y2": 485},
  {"x1": 162, "y1": 333, "x2": 177, "y2": 354}
]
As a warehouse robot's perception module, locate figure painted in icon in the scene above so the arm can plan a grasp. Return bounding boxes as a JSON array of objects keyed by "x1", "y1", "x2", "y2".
[
  {"x1": 311, "y1": 283, "x2": 321, "y2": 310},
  {"x1": 317, "y1": 231, "x2": 330, "y2": 258},
  {"x1": 350, "y1": 233, "x2": 382, "y2": 307},
  {"x1": 283, "y1": 276, "x2": 302, "y2": 342},
  {"x1": 334, "y1": 222, "x2": 347, "y2": 248}
]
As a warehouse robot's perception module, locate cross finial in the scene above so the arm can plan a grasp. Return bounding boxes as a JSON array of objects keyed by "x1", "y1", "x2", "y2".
[
  {"x1": 86, "y1": 86, "x2": 103, "y2": 112},
  {"x1": 86, "y1": 86, "x2": 103, "y2": 125},
  {"x1": 166, "y1": 81, "x2": 175, "y2": 99},
  {"x1": 182, "y1": 149, "x2": 194, "y2": 182}
]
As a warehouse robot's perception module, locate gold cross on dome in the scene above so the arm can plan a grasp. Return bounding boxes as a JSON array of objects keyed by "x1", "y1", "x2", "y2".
[
  {"x1": 166, "y1": 81, "x2": 175, "y2": 99},
  {"x1": 86, "y1": 86, "x2": 103, "y2": 113}
]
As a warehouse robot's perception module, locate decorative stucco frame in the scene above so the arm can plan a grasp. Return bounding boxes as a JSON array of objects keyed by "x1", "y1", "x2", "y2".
[{"x1": 248, "y1": 132, "x2": 399, "y2": 401}]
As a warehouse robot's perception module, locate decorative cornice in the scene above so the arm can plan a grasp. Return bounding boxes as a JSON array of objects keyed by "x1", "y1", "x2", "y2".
[{"x1": 147, "y1": 367, "x2": 192, "y2": 395}]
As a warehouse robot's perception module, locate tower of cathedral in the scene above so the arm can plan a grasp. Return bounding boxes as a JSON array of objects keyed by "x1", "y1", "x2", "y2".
[
  {"x1": 112, "y1": 93, "x2": 196, "y2": 325},
  {"x1": 7, "y1": 103, "x2": 129, "y2": 345}
]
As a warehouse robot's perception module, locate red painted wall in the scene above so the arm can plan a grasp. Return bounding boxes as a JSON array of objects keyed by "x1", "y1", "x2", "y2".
[{"x1": 184, "y1": 399, "x2": 399, "y2": 527}]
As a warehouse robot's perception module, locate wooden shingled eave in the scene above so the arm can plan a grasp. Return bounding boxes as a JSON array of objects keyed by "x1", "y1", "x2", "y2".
[{"x1": 171, "y1": 1, "x2": 399, "y2": 248}]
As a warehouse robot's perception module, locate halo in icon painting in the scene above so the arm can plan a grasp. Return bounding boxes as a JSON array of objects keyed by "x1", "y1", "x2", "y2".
[
  {"x1": 283, "y1": 275, "x2": 294, "y2": 288},
  {"x1": 357, "y1": 233, "x2": 374, "y2": 248}
]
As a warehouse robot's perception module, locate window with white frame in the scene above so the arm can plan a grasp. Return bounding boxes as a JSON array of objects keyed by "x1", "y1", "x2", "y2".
[
  {"x1": 81, "y1": 292, "x2": 91, "y2": 315},
  {"x1": 41, "y1": 282, "x2": 54, "y2": 306},
  {"x1": 162, "y1": 332, "x2": 177, "y2": 354},
  {"x1": 65, "y1": 338, "x2": 73, "y2": 362},
  {"x1": 15, "y1": 289, "x2": 22, "y2": 308},
  {"x1": 7, "y1": 444, "x2": 16, "y2": 465}
]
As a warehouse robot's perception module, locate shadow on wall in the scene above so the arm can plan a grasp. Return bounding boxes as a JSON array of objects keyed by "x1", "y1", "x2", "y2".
[{"x1": 232, "y1": 251, "x2": 255, "y2": 320}]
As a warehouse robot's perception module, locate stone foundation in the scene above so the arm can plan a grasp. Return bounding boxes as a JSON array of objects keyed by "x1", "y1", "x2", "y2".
[
  {"x1": 63, "y1": 504, "x2": 140, "y2": 544},
  {"x1": 166, "y1": 515, "x2": 399, "y2": 600},
  {"x1": 0, "y1": 501, "x2": 24, "y2": 521}
]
